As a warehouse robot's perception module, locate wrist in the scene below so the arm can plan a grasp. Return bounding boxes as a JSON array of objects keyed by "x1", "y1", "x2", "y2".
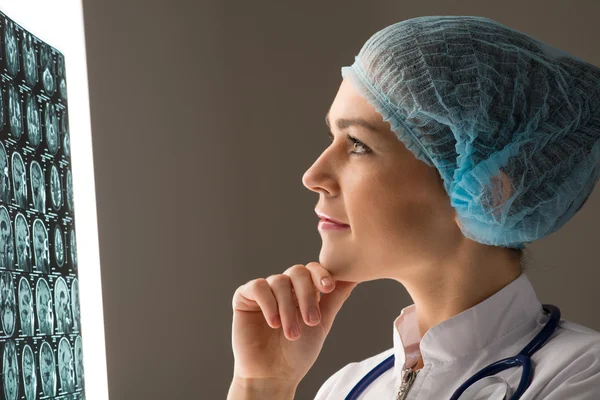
[{"x1": 228, "y1": 377, "x2": 298, "y2": 400}]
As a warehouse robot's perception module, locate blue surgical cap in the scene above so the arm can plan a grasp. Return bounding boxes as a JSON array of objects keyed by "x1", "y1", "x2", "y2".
[{"x1": 341, "y1": 16, "x2": 600, "y2": 250}]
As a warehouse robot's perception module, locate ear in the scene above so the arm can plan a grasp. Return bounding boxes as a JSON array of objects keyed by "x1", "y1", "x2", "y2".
[
  {"x1": 454, "y1": 169, "x2": 512, "y2": 229},
  {"x1": 488, "y1": 169, "x2": 512, "y2": 219}
]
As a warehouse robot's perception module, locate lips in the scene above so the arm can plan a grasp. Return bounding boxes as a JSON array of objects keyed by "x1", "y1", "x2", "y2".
[
  {"x1": 320, "y1": 217, "x2": 347, "y2": 226},
  {"x1": 315, "y1": 209, "x2": 349, "y2": 226}
]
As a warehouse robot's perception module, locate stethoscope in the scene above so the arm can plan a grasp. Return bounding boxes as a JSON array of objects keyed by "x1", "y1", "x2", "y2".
[{"x1": 345, "y1": 304, "x2": 560, "y2": 400}]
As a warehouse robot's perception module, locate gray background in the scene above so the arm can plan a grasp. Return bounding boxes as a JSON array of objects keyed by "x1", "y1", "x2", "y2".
[{"x1": 80, "y1": 0, "x2": 600, "y2": 398}]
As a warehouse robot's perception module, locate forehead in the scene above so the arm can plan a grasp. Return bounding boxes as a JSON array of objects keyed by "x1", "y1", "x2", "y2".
[
  {"x1": 330, "y1": 78, "x2": 378, "y2": 118},
  {"x1": 327, "y1": 77, "x2": 393, "y2": 137}
]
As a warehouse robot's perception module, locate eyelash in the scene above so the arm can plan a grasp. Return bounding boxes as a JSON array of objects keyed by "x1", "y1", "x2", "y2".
[{"x1": 327, "y1": 131, "x2": 372, "y2": 156}]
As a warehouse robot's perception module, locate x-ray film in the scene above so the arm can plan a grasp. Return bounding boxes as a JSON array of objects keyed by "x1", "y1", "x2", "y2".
[{"x1": 0, "y1": 10, "x2": 86, "y2": 400}]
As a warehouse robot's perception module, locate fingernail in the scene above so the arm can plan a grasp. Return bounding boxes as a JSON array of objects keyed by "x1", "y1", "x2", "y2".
[
  {"x1": 272, "y1": 315, "x2": 281, "y2": 327},
  {"x1": 309, "y1": 307, "x2": 320, "y2": 323},
  {"x1": 321, "y1": 277, "x2": 332, "y2": 287},
  {"x1": 290, "y1": 322, "x2": 300, "y2": 338}
]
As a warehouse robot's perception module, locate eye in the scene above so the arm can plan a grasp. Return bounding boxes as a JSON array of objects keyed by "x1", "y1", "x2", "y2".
[{"x1": 327, "y1": 131, "x2": 372, "y2": 156}]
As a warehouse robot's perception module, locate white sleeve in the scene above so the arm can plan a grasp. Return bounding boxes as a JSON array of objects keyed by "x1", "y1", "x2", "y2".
[{"x1": 313, "y1": 363, "x2": 353, "y2": 400}]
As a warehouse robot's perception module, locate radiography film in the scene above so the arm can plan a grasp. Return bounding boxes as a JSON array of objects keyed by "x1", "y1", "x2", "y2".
[{"x1": 0, "y1": 9, "x2": 86, "y2": 399}]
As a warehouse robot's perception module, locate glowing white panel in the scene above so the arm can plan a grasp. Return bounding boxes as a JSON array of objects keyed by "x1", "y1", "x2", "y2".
[{"x1": 0, "y1": 1, "x2": 109, "y2": 399}]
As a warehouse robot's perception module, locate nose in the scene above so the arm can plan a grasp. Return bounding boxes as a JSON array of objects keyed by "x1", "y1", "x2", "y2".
[
  {"x1": 302, "y1": 148, "x2": 338, "y2": 195},
  {"x1": 301, "y1": 163, "x2": 319, "y2": 193}
]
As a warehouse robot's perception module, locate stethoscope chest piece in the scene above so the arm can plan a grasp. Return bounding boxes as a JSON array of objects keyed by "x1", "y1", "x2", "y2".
[{"x1": 457, "y1": 376, "x2": 512, "y2": 400}]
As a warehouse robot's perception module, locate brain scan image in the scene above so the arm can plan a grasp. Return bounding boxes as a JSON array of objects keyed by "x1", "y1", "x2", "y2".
[
  {"x1": 0, "y1": 82, "x2": 4, "y2": 130},
  {"x1": 74, "y1": 335, "x2": 84, "y2": 389},
  {"x1": 4, "y1": 19, "x2": 19, "y2": 77},
  {"x1": 22, "y1": 31, "x2": 38, "y2": 88},
  {"x1": 11, "y1": 152, "x2": 27, "y2": 209},
  {"x1": 33, "y1": 219, "x2": 50, "y2": 273},
  {"x1": 45, "y1": 102, "x2": 59, "y2": 155},
  {"x1": 21, "y1": 344, "x2": 36, "y2": 400},
  {"x1": 64, "y1": 132, "x2": 70, "y2": 157},
  {"x1": 39, "y1": 341, "x2": 56, "y2": 397},
  {"x1": 58, "y1": 337, "x2": 75, "y2": 393},
  {"x1": 14, "y1": 213, "x2": 31, "y2": 272},
  {"x1": 0, "y1": 12, "x2": 86, "y2": 398},
  {"x1": 0, "y1": 142, "x2": 11, "y2": 203},
  {"x1": 57, "y1": 53, "x2": 67, "y2": 100},
  {"x1": 8, "y1": 82, "x2": 23, "y2": 140},
  {"x1": 54, "y1": 277, "x2": 72, "y2": 334},
  {"x1": 36, "y1": 277, "x2": 53, "y2": 335},
  {"x1": 66, "y1": 169, "x2": 73, "y2": 211},
  {"x1": 31, "y1": 160, "x2": 46, "y2": 214},
  {"x1": 71, "y1": 278, "x2": 80, "y2": 332},
  {"x1": 0, "y1": 206, "x2": 14, "y2": 270},
  {"x1": 0, "y1": 271, "x2": 16, "y2": 336},
  {"x1": 54, "y1": 223, "x2": 65, "y2": 267},
  {"x1": 40, "y1": 43, "x2": 56, "y2": 95},
  {"x1": 18, "y1": 277, "x2": 34, "y2": 336},
  {"x1": 70, "y1": 227, "x2": 77, "y2": 268},
  {"x1": 3, "y1": 339, "x2": 19, "y2": 400},
  {"x1": 62, "y1": 110, "x2": 70, "y2": 158},
  {"x1": 50, "y1": 163, "x2": 62, "y2": 211},
  {"x1": 26, "y1": 93, "x2": 41, "y2": 148}
]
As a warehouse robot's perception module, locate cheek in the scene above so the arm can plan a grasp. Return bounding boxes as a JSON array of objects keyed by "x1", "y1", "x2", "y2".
[
  {"x1": 352, "y1": 168, "x2": 428, "y2": 228},
  {"x1": 351, "y1": 168, "x2": 449, "y2": 249}
]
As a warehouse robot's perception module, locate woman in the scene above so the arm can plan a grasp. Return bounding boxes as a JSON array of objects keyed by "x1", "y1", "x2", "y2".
[{"x1": 228, "y1": 16, "x2": 600, "y2": 399}]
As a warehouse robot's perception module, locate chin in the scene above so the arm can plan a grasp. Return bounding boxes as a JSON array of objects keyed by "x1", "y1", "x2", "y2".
[{"x1": 318, "y1": 255, "x2": 365, "y2": 283}]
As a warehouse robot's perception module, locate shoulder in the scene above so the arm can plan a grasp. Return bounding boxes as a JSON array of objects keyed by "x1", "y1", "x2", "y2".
[
  {"x1": 314, "y1": 347, "x2": 394, "y2": 400},
  {"x1": 547, "y1": 318, "x2": 600, "y2": 351},
  {"x1": 531, "y1": 318, "x2": 600, "y2": 398},
  {"x1": 536, "y1": 318, "x2": 600, "y2": 362}
]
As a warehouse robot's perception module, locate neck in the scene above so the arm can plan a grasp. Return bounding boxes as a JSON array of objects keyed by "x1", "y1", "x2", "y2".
[{"x1": 393, "y1": 244, "x2": 522, "y2": 341}]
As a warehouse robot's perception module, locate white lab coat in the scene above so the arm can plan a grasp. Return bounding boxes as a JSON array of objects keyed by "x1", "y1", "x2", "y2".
[{"x1": 314, "y1": 273, "x2": 600, "y2": 399}]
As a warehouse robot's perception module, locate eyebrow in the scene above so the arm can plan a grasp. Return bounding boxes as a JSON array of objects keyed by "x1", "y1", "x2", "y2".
[{"x1": 325, "y1": 110, "x2": 382, "y2": 134}]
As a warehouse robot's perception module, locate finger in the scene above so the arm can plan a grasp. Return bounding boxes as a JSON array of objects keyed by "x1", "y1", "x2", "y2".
[
  {"x1": 283, "y1": 265, "x2": 321, "y2": 327},
  {"x1": 266, "y1": 274, "x2": 300, "y2": 341},
  {"x1": 305, "y1": 261, "x2": 336, "y2": 294},
  {"x1": 233, "y1": 278, "x2": 281, "y2": 329}
]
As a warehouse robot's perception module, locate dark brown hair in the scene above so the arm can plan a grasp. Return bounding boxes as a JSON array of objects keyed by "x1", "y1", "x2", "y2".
[{"x1": 511, "y1": 246, "x2": 532, "y2": 272}]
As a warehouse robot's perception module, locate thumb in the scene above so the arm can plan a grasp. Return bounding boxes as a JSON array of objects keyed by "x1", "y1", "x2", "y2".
[{"x1": 318, "y1": 280, "x2": 358, "y2": 330}]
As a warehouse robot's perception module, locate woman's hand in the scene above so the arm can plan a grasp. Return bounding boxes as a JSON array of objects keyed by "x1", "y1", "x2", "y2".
[{"x1": 230, "y1": 261, "x2": 358, "y2": 388}]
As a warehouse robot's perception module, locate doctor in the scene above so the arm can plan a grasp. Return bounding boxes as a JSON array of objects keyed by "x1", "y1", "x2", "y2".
[{"x1": 227, "y1": 16, "x2": 600, "y2": 400}]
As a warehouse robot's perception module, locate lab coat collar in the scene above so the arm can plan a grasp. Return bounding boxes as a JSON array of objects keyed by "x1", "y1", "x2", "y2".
[{"x1": 392, "y1": 272, "x2": 543, "y2": 379}]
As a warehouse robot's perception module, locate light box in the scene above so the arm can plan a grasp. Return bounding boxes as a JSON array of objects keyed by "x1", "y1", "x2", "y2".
[{"x1": 0, "y1": 1, "x2": 108, "y2": 399}]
